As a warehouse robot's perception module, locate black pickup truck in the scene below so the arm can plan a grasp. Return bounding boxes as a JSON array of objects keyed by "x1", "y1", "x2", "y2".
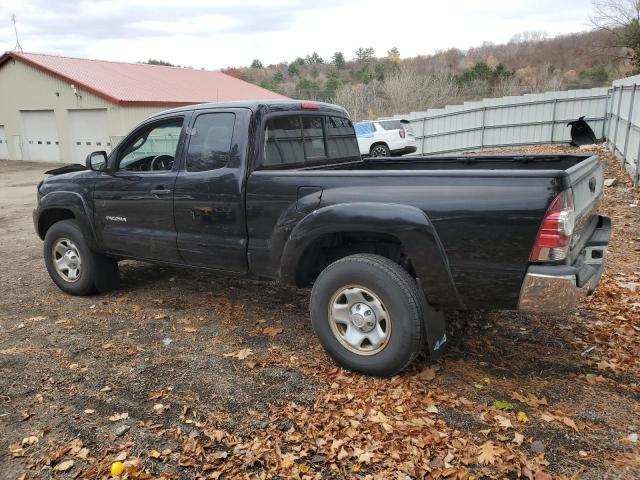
[{"x1": 34, "y1": 100, "x2": 611, "y2": 377}]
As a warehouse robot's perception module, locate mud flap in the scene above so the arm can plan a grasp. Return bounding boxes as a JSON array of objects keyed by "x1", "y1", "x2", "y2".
[
  {"x1": 416, "y1": 278, "x2": 448, "y2": 358},
  {"x1": 92, "y1": 253, "x2": 120, "y2": 293}
]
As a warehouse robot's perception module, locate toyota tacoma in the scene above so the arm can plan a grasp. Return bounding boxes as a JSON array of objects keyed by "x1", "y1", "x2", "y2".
[{"x1": 34, "y1": 100, "x2": 611, "y2": 377}]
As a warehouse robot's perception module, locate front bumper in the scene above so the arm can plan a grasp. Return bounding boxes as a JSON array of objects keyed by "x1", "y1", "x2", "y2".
[{"x1": 518, "y1": 215, "x2": 611, "y2": 313}]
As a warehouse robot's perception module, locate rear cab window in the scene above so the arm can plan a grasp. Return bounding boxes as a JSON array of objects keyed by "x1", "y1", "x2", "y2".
[{"x1": 261, "y1": 114, "x2": 360, "y2": 169}]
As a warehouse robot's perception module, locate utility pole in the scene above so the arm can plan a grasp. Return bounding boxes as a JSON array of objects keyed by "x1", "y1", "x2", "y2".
[{"x1": 12, "y1": 14, "x2": 23, "y2": 52}]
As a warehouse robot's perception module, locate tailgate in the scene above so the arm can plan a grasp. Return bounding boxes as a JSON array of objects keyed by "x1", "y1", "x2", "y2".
[{"x1": 566, "y1": 155, "x2": 603, "y2": 262}]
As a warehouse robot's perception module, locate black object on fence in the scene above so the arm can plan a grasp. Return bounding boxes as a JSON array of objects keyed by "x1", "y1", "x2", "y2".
[{"x1": 567, "y1": 116, "x2": 597, "y2": 146}]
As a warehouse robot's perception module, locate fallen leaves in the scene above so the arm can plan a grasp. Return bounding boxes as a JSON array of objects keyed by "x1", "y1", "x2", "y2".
[
  {"x1": 52, "y1": 459, "x2": 74, "y2": 472},
  {"x1": 223, "y1": 348, "x2": 253, "y2": 360},
  {"x1": 495, "y1": 414, "x2": 513, "y2": 429},
  {"x1": 513, "y1": 432, "x2": 525, "y2": 445},
  {"x1": 539, "y1": 412, "x2": 579, "y2": 431},
  {"x1": 512, "y1": 391, "x2": 548, "y2": 408},
  {"x1": 108, "y1": 412, "x2": 129, "y2": 422},
  {"x1": 262, "y1": 326, "x2": 283, "y2": 337},
  {"x1": 477, "y1": 441, "x2": 501, "y2": 465},
  {"x1": 494, "y1": 400, "x2": 514, "y2": 411},
  {"x1": 416, "y1": 366, "x2": 437, "y2": 380},
  {"x1": 21, "y1": 436, "x2": 38, "y2": 446},
  {"x1": 1, "y1": 148, "x2": 635, "y2": 480},
  {"x1": 152, "y1": 403, "x2": 169, "y2": 414},
  {"x1": 425, "y1": 404, "x2": 439, "y2": 413}
]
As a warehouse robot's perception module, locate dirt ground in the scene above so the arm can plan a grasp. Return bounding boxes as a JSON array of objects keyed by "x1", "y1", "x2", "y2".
[{"x1": 0, "y1": 146, "x2": 638, "y2": 480}]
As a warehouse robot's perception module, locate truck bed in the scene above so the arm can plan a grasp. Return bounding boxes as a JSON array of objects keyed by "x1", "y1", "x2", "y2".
[{"x1": 249, "y1": 153, "x2": 604, "y2": 309}]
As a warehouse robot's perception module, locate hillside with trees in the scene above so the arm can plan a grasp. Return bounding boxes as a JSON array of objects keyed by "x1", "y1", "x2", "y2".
[{"x1": 222, "y1": 28, "x2": 633, "y2": 119}]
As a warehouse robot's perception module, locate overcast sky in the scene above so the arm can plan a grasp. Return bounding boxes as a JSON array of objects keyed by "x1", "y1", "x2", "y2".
[{"x1": 0, "y1": 0, "x2": 594, "y2": 69}]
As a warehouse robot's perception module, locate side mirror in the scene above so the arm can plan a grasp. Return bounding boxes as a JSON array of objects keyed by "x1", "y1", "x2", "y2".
[{"x1": 86, "y1": 151, "x2": 108, "y2": 171}]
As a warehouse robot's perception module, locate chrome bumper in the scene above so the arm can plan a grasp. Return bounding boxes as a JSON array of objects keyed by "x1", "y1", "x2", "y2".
[
  {"x1": 518, "y1": 215, "x2": 611, "y2": 314},
  {"x1": 518, "y1": 273, "x2": 592, "y2": 313}
]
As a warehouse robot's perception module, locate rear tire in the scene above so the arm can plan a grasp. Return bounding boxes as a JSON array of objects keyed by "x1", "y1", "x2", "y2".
[
  {"x1": 310, "y1": 254, "x2": 424, "y2": 377},
  {"x1": 44, "y1": 219, "x2": 119, "y2": 296},
  {"x1": 370, "y1": 143, "x2": 390, "y2": 157}
]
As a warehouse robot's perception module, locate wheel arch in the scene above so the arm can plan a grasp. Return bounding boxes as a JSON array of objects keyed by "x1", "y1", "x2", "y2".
[
  {"x1": 369, "y1": 141, "x2": 389, "y2": 154},
  {"x1": 36, "y1": 192, "x2": 98, "y2": 250},
  {"x1": 280, "y1": 202, "x2": 462, "y2": 309}
]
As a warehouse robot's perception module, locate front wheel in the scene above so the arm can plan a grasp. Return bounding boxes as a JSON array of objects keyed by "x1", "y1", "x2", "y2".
[
  {"x1": 310, "y1": 254, "x2": 424, "y2": 377},
  {"x1": 44, "y1": 219, "x2": 119, "y2": 295}
]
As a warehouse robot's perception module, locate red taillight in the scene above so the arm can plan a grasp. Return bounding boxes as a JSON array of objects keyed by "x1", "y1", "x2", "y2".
[
  {"x1": 399, "y1": 128, "x2": 406, "y2": 139},
  {"x1": 301, "y1": 101, "x2": 320, "y2": 110},
  {"x1": 530, "y1": 190, "x2": 575, "y2": 262}
]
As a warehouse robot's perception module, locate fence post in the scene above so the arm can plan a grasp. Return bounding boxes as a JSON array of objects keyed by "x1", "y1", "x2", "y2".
[
  {"x1": 602, "y1": 88, "x2": 612, "y2": 139},
  {"x1": 623, "y1": 84, "x2": 637, "y2": 166},
  {"x1": 422, "y1": 117, "x2": 426, "y2": 155},
  {"x1": 606, "y1": 86, "x2": 617, "y2": 143},
  {"x1": 612, "y1": 86, "x2": 624, "y2": 155},
  {"x1": 480, "y1": 107, "x2": 486, "y2": 150},
  {"x1": 636, "y1": 131, "x2": 640, "y2": 187},
  {"x1": 550, "y1": 98, "x2": 557, "y2": 143}
]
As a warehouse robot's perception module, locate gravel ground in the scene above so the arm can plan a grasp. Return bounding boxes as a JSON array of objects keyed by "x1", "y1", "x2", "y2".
[{"x1": 0, "y1": 146, "x2": 638, "y2": 479}]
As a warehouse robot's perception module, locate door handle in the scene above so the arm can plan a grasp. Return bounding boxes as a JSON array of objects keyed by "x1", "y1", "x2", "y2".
[{"x1": 150, "y1": 188, "x2": 171, "y2": 195}]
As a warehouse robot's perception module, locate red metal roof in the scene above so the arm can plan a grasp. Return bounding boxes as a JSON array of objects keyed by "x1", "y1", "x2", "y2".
[{"x1": 0, "y1": 51, "x2": 288, "y2": 106}]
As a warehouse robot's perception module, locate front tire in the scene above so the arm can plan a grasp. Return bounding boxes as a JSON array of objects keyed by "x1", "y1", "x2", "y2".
[
  {"x1": 44, "y1": 219, "x2": 119, "y2": 296},
  {"x1": 310, "y1": 254, "x2": 424, "y2": 377}
]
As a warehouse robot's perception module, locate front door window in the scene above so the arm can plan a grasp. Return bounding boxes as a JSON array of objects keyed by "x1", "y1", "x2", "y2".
[{"x1": 118, "y1": 119, "x2": 183, "y2": 172}]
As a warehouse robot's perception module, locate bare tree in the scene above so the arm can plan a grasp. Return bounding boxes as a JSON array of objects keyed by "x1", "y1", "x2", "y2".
[
  {"x1": 591, "y1": 0, "x2": 640, "y2": 71},
  {"x1": 333, "y1": 82, "x2": 384, "y2": 121},
  {"x1": 383, "y1": 66, "x2": 458, "y2": 114}
]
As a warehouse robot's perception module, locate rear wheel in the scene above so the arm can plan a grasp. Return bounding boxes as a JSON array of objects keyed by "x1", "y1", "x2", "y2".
[
  {"x1": 370, "y1": 143, "x2": 390, "y2": 157},
  {"x1": 44, "y1": 219, "x2": 119, "y2": 295},
  {"x1": 310, "y1": 254, "x2": 424, "y2": 377}
]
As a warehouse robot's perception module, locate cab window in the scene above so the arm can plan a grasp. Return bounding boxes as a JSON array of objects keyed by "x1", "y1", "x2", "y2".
[
  {"x1": 261, "y1": 114, "x2": 359, "y2": 169},
  {"x1": 186, "y1": 113, "x2": 235, "y2": 172},
  {"x1": 117, "y1": 118, "x2": 183, "y2": 172}
]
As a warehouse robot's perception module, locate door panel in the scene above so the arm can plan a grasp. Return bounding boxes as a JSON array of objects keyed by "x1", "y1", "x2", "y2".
[
  {"x1": 174, "y1": 109, "x2": 248, "y2": 272},
  {"x1": 21, "y1": 110, "x2": 61, "y2": 162},
  {"x1": 94, "y1": 172, "x2": 181, "y2": 261}
]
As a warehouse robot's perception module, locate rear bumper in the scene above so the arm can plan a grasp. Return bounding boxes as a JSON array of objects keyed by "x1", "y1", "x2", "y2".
[
  {"x1": 518, "y1": 215, "x2": 611, "y2": 313},
  {"x1": 391, "y1": 145, "x2": 417, "y2": 156}
]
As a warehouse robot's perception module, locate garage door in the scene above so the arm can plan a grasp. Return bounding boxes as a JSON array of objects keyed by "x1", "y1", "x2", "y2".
[
  {"x1": 0, "y1": 126, "x2": 8, "y2": 159},
  {"x1": 68, "y1": 109, "x2": 110, "y2": 164},
  {"x1": 21, "y1": 110, "x2": 61, "y2": 162}
]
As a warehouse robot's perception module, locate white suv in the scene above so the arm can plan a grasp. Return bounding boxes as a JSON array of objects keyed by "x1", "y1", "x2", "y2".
[{"x1": 354, "y1": 119, "x2": 417, "y2": 157}]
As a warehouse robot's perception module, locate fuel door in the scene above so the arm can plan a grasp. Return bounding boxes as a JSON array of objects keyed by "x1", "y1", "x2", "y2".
[{"x1": 296, "y1": 186, "x2": 323, "y2": 213}]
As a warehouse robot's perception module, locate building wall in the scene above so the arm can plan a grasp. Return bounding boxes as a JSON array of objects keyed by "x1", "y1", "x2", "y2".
[{"x1": 0, "y1": 58, "x2": 167, "y2": 162}]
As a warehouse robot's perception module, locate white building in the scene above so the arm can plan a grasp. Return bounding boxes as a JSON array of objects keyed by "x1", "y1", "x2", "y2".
[{"x1": 0, "y1": 51, "x2": 287, "y2": 163}]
